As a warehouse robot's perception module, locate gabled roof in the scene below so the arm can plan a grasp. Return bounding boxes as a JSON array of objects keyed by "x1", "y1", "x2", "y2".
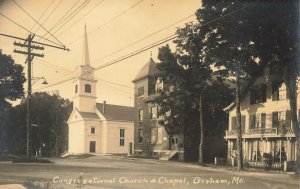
[
  {"x1": 223, "y1": 77, "x2": 257, "y2": 112},
  {"x1": 132, "y1": 58, "x2": 159, "y2": 82},
  {"x1": 96, "y1": 103, "x2": 134, "y2": 122},
  {"x1": 78, "y1": 111, "x2": 100, "y2": 119}
]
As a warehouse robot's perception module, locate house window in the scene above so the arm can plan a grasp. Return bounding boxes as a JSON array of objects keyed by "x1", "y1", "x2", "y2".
[
  {"x1": 138, "y1": 129, "x2": 143, "y2": 143},
  {"x1": 85, "y1": 84, "x2": 91, "y2": 93},
  {"x1": 91, "y1": 127, "x2": 95, "y2": 134},
  {"x1": 151, "y1": 128, "x2": 157, "y2": 144},
  {"x1": 75, "y1": 85, "x2": 78, "y2": 93},
  {"x1": 231, "y1": 116, "x2": 245, "y2": 130},
  {"x1": 137, "y1": 86, "x2": 144, "y2": 97},
  {"x1": 272, "y1": 81, "x2": 287, "y2": 101},
  {"x1": 272, "y1": 111, "x2": 290, "y2": 128},
  {"x1": 138, "y1": 109, "x2": 143, "y2": 121},
  {"x1": 120, "y1": 129, "x2": 125, "y2": 146},
  {"x1": 157, "y1": 127, "x2": 163, "y2": 144},
  {"x1": 150, "y1": 106, "x2": 157, "y2": 119},
  {"x1": 249, "y1": 114, "x2": 266, "y2": 129},
  {"x1": 250, "y1": 85, "x2": 266, "y2": 104},
  {"x1": 155, "y1": 78, "x2": 163, "y2": 91}
]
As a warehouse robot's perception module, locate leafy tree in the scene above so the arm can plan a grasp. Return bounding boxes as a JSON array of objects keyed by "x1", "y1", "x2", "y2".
[
  {"x1": 197, "y1": 0, "x2": 299, "y2": 171},
  {"x1": 0, "y1": 50, "x2": 26, "y2": 153},
  {"x1": 9, "y1": 92, "x2": 71, "y2": 156},
  {"x1": 155, "y1": 30, "x2": 233, "y2": 163}
]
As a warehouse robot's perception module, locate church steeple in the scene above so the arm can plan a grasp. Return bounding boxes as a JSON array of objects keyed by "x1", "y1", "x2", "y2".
[
  {"x1": 82, "y1": 24, "x2": 90, "y2": 66},
  {"x1": 72, "y1": 24, "x2": 97, "y2": 113}
]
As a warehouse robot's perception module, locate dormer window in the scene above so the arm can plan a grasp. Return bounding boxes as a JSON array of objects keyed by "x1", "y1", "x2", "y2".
[
  {"x1": 272, "y1": 81, "x2": 287, "y2": 101},
  {"x1": 250, "y1": 85, "x2": 266, "y2": 104},
  {"x1": 85, "y1": 84, "x2": 91, "y2": 93},
  {"x1": 155, "y1": 78, "x2": 163, "y2": 92},
  {"x1": 75, "y1": 85, "x2": 78, "y2": 93}
]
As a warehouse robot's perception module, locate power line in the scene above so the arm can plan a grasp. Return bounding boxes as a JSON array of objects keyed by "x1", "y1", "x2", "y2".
[
  {"x1": 56, "y1": 0, "x2": 105, "y2": 37},
  {"x1": 66, "y1": 0, "x2": 144, "y2": 46},
  {"x1": 46, "y1": 0, "x2": 91, "y2": 38},
  {"x1": 43, "y1": 0, "x2": 82, "y2": 37},
  {"x1": 0, "y1": 33, "x2": 68, "y2": 50},
  {"x1": 11, "y1": 0, "x2": 66, "y2": 47},
  {"x1": 52, "y1": 0, "x2": 92, "y2": 35},
  {"x1": 0, "y1": 13, "x2": 64, "y2": 47},
  {"x1": 30, "y1": 0, "x2": 56, "y2": 32},
  {"x1": 99, "y1": 13, "x2": 195, "y2": 60},
  {"x1": 33, "y1": 0, "x2": 64, "y2": 34},
  {"x1": 33, "y1": 2, "x2": 255, "y2": 92},
  {"x1": 34, "y1": 35, "x2": 177, "y2": 91}
]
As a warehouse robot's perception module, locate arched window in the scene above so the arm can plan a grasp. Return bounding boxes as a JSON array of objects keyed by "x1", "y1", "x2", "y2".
[
  {"x1": 75, "y1": 85, "x2": 78, "y2": 93},
  {"x1": 85, "y1": 84, "x2": 91, "y2": 93}
]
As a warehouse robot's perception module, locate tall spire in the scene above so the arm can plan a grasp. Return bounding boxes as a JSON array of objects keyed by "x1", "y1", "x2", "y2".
[{"x1": 82, "y1": 23, "x2": 90, "y2": 66}]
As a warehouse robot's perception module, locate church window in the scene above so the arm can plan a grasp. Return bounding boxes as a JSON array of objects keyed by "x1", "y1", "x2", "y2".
[
  {"x1": 75, "y1": 85, "x2": 78, "y2": 93},
  {"x1": 85, "y1": 84, "x2": 91, "y2": 93},
  {"x1": 91, "y1": 127, "x2": 95, "y2": 134},
  {"x1": 120, "y1": 129, "x2": 125, "y2": 146}
]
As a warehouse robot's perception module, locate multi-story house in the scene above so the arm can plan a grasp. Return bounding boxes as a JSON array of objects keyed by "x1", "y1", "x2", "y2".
[
  {"x1": 132, "y1": 58, "x2": 184, "y2": 160},
  {"x1": 224, "y1": 67, "x2": 297, "y2": 169}
]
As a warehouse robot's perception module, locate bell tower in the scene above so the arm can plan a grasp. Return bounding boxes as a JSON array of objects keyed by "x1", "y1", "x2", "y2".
[{"x1": 73, "y1": 24, "x2": 97, "y2": 113}]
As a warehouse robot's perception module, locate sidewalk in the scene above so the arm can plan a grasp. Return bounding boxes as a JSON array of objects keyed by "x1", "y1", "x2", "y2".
[{"x1": 116, "y1": 155, "x2": 299, "y2": 185}]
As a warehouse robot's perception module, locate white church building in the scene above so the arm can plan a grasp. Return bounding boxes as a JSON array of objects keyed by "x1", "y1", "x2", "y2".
[{"x1": 67, "y1": 26, "x2": 134, "y2": 155}]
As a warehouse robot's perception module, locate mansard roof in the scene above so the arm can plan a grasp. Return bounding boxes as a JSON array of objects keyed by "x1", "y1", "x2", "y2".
[{"x1": 132, "y1": 58, "x2": 159, "y2": 82}]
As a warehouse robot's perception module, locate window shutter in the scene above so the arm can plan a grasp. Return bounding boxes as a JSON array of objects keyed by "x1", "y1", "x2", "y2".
[
  {"x1": 261, "y1": 113, "x2": 266, "y2": 128},
  {"x1": 249, "y1": 114, "x2": 256, "y2": 129},
  {"x1": 272, "y1": 82, "x2": 279, "y2": 101},
  {"x1": 285, "y1": 110, "x2": 291, "y2": 127},
  {"x1": 241, "y1": 116, "x2": 246, "y2": 131},
  {"x1": 272, "y1": 112, "x2": 278, "y2": 128},
  {"x1": 231, "y1": 117, "x2": 236, "y2": 130}
]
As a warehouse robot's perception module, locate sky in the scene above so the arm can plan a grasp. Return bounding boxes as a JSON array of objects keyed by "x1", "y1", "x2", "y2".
[{"x1": 0, "y1": 0, "x2": 201, "y2": 107}]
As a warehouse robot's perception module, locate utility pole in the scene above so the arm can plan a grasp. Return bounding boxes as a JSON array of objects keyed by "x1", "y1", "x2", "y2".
[{"x1": 14, "y1": 34, "x2": 44, "y2": 158}]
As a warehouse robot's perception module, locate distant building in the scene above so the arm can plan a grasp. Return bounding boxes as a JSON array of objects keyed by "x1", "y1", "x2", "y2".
[
  {"x1": 67, "y1": 26, "x2": 134, "y2": 155},
  {"x1": 224, "y1": 67, "x2": 297, "y2": 168},
  {"x1": 132, "y1": 58, "x2": 184, "y2": 160}
]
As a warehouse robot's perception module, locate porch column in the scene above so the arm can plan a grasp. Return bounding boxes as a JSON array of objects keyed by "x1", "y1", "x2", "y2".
[
  {"x1": 245, "y1": 140, "x2": 248, "y2": 161},
  {"x1": 287, "y1": 138, "x2": 292, "y2": 161},
  {"x1": 266, "y1": 139, "x2": 271, "y2": 153},
  {"x1": 227, "y1": 140, "x2": 232, "y2": 160}
]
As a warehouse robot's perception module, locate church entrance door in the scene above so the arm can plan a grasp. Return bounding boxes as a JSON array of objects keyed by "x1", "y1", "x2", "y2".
[{"x1": 90, "y1": 141, "x2": 96, "y2": 153}]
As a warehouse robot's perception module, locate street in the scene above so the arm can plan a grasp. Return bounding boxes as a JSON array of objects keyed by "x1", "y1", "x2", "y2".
[{"x1": 0, "y1": 155, "x2": 298, "y2": 189}]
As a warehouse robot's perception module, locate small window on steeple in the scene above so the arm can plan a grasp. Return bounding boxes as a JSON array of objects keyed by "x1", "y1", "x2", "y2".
[
  {"x1": 75, "y1": 85, "x2": 78, "y2": 93},
  {"x1": 85, "y1": 84, "x2": 91, "y2": 93}
]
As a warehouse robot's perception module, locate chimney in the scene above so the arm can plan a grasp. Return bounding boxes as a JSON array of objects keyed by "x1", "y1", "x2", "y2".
[{"x1": 103, "y1": 101, "x2": 106, "y2": 114}]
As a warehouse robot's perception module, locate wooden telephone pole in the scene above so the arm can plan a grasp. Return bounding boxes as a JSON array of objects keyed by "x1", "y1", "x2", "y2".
[{"x1": 14, "y1": 34, "x2": 44, "y2": 157}]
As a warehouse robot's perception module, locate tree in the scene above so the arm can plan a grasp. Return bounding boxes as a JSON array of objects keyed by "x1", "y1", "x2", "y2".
[
  {"x1": 197, "y1": 0, "x2": 299, "y2": 171},
  {"x1": 9, "y1": 92, "x2": 71, "y2": 156},
  {"x1": 0, "y1": 50, "x2": 26, "y2": 153},
  {"x1": 155, "y1": 24, "x2": 233, "y2": 163}
]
